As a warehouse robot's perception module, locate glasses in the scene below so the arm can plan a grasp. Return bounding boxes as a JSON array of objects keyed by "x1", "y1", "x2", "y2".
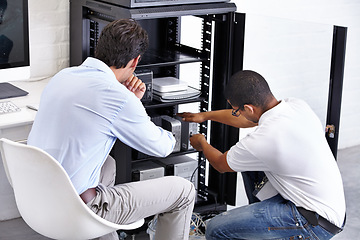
[{"x1": 231, "y1": 107, "x2": 241, "y2": 117}]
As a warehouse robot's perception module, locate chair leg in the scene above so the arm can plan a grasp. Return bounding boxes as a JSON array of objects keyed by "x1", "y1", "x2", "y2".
[{"x1": 118, "y1": 231, "x2": 127, "y2": 240}]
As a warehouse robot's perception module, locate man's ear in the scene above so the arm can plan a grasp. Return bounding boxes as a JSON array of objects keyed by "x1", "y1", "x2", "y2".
[
  {"x1": 129, "y1": 55, "x2": 140, "y2": 69},
  {"x1": 243, "y1": 104, "x2": 255, "y2": 114}
]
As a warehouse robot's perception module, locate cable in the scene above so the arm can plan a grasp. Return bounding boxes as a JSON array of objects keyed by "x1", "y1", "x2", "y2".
[{"x1": 190, "y1": 212, "x2": 206, "y2": 236}]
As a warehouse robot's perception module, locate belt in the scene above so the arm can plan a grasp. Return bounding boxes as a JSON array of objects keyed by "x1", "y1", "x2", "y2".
[
  {"x1": 297, "y1": 207, "x2": 344, "y2": 235},
  {"x1": 80, "y1": 187, "x2": 96, "y2": 204}
]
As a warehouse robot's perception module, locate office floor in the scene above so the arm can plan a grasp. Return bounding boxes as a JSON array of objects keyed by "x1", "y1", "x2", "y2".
[{"x1": 0, "y1": 145, "x2": 358, "y2": 240}]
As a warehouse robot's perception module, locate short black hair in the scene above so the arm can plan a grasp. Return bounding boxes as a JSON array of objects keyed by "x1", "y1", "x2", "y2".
[
  {"x1": 224, "y1": 70, "x2": 274, "y2": 110},
  {"x1": 95, "y1": 19, "x2": 149, "y2": 68}
]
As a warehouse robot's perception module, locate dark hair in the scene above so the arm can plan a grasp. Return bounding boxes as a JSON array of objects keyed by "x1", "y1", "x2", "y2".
[
  {"x1": 224, "y1": 70, "x2": 274, "y2": 110},
  {"x1": 95, "y1": 19, "x2": 149, "y2": 68}
]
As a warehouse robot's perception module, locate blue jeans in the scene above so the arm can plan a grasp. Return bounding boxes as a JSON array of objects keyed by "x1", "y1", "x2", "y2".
[{"x1": 205, "y1": 195, "x2": 336, "y2": 240}]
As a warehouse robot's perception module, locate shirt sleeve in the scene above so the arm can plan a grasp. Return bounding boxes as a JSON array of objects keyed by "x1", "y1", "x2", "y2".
[
  {"x1": 110, "y1": 93, "x2": 176, "y2": 158},
  {"x1": 227, "y1": 141, "x2": 270, "y2": 172}
]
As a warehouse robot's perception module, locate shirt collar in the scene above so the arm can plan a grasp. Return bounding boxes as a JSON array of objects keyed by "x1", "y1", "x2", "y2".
[
  {"x1": 81, "y1": 57, "x2": 116, "y2": 80},
  {"x1": 258, "y1": 99, "x2": 286, "y2": 125}
]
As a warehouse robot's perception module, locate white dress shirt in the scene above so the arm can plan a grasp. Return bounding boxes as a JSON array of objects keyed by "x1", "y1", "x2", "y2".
[{"x1": 28, "y1": 57, "x2": 175, "y2": 194}]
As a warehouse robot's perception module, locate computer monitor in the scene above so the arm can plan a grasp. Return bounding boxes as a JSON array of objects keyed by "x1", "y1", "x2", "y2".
[{"x1": 0, "y1": 0, "x2": 30, "y2": 83}]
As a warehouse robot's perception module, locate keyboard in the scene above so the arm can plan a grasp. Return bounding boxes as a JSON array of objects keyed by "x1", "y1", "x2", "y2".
[{"x1": 0, "y1": 101, "x2": 21, "y2": 115}]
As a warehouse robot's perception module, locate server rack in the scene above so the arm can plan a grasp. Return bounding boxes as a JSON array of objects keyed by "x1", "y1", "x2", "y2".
[
  {"x1": 69, "y1": 0, "x2": 346, "y2": 217},
  {"x1": 69, "y1": 0, "x2": 244, "y2": 211}
]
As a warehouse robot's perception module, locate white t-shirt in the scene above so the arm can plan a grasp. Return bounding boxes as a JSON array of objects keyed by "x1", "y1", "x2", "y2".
[{"x1": 227, "y1": 98, "x2": 346, "y2": 227}]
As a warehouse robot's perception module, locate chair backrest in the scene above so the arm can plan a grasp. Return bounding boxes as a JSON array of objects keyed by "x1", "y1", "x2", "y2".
[{"x1": 0, "y1": 138, "x2": 143, "y2": 240}]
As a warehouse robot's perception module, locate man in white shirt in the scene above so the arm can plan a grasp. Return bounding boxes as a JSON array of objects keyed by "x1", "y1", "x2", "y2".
[
  {"x1": 178, "y1": 70, "x2": 345, "y2": 239},
  {"x1": 28, "y1": 19, "x2": 195, "y2": 240}
]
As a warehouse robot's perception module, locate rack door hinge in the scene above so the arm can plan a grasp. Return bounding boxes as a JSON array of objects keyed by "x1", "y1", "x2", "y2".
[{"x1": 325, "y1": 124, "x2": 336, "y2": 138}]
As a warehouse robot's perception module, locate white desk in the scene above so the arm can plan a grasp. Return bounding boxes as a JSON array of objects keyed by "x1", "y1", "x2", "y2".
[{"x1": 0, "y1": 79, "x2": 49, "y2": 221}]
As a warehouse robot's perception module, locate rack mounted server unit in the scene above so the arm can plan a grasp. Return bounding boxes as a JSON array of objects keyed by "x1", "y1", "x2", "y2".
[{"x1": 96, "y1": 0, "x2": 230, "y2": 8}]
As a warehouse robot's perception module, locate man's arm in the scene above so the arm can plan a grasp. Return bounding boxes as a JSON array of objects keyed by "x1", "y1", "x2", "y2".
[
  {"x1": 190, "y1": 134, "x2": 234, "y2": 173},
  {"x1": 177, "y1": 110, "x2": 257, "y2": 128}
]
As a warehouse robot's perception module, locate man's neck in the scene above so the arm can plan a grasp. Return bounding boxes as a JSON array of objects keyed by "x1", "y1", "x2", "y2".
[{"x1": 262, "y1": 98, "x2": 281, "y2": 114}]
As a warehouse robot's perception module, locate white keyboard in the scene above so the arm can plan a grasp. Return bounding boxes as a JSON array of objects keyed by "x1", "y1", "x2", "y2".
[{"x1": 0, "y1": 101, "x2": 21, "y2": 115}]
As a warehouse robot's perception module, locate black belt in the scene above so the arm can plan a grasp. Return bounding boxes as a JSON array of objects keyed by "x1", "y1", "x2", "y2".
[{"x1": 297, "y1": 207, "x2": 344, "y2": 235}]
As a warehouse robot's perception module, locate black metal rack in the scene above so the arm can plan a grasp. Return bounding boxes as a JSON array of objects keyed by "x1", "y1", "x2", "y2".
[{"x1": 70, "y1": 0, "x2": 242, "y2": 210}]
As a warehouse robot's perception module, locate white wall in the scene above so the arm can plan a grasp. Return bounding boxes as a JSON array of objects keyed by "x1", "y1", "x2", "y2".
[
  {"x1": 29, "y1": 0, "x2": 359, "y2": 149},
  {"x1": 28, "y1": 0, "x2": 69, "y2": 79},
  {"x1": 233, "y1": 0, "x2": 360, "y2": 149}
]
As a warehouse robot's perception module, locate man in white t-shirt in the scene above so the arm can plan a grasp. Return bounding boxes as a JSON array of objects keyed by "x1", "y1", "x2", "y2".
[{"x1": 178, "y1": 70, "x2": 346, "y2": 239}]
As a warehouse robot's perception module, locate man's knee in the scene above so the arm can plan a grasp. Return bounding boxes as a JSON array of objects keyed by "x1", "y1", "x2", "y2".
[
  {"x1": 205, "y1": 218, "x2": 217, "y2": 240},
  {"x1": 165, "y1": 176, "x2": 196, "y2": 203},
  {"x1": 205, "y1": 212, "x2": 227, "y2": 240},
  {"x1": 178, "y1": 176, "x2": 195, "y2": 198}
]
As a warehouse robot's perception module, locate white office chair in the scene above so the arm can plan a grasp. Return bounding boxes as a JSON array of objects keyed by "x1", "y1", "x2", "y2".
[{"x1": 0, "y1": 138, "x2": 144, "y2": 240}]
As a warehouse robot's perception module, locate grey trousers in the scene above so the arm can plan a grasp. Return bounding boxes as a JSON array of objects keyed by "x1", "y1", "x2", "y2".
[{"x1": 87, "y1": 156, "x2": 196, "y2": 240}]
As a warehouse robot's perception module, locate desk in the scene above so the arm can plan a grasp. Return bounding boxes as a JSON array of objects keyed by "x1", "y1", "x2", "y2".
[{"x1": 0, "y1": 79, "x2": 49, "y2": 221}]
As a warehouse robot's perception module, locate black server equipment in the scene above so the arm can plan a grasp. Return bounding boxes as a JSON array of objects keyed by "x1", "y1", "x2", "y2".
[{"x1": 135, "y1": 69, "x2": 153, "y2": 103}]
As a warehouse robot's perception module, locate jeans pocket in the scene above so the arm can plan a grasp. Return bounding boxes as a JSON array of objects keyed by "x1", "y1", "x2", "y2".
[{"x1": 287, "y1": 235, "x2": 310, "y2": 240}]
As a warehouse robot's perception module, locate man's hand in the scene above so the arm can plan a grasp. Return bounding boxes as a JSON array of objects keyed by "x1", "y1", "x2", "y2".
[
  {"x1": 123, "y1": 74, "x2": 146, "y2": 99},
  {"x1": 190, "y1": 133, "x2": 233, "y2": 173},
  {"x1": 177, "y1": 112, "x2": 207, "y2": 123},
  {"x1": 189, "y1": 133, "x2": 207, "y2": 151}
]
